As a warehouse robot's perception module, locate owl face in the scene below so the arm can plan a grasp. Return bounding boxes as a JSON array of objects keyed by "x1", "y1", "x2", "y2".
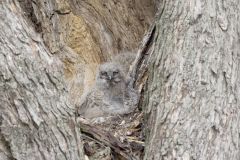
[{"x1": 96, "y1": 62, "x2": 125, "y2": 88}]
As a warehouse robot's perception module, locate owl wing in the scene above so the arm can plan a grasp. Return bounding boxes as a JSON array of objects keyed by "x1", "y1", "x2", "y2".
[
  {"x1": 77, "y1": 87, "x2": 110, "y2": 119},
  {"x1": 123, "y1": 87, "x2": 139, "y2": 114}
]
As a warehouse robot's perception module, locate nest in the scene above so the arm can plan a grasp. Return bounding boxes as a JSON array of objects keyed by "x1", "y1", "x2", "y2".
[{"x1": 77, "y1": 111, "x2": 144, "y2": 160}]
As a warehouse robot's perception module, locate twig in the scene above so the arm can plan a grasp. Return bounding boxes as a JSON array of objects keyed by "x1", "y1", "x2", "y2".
[{"x1": 77, "y1": 117, "x2": 138, "y2": 160}]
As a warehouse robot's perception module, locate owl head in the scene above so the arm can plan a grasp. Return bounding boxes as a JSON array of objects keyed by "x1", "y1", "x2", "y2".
[{"x1": 96, "y1": 62, "x2": 126, "y2": 89}]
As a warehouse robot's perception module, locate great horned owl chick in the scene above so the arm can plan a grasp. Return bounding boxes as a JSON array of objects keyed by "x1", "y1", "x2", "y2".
[{"x1": 77, "y1": 60, "x2": 139, "y2": 119}]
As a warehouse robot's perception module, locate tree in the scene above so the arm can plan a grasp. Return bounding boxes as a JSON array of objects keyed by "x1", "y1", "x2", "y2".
[
  {"x1": 1, "y1": 0, "x2": 239, "y2": 160},
  {"x1": 0, "y1": 1, "x2": 84, "y2": 159},
  {"x1": 0, "y1": 0, "x2": 155, "y2": 160},
  {"x1": 137, "y1": 1, "x2": 240, "y2": 159}
]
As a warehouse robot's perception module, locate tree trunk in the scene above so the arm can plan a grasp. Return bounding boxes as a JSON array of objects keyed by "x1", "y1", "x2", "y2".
[
  {"x1": 141, "y1": 0, "x2": 240, "y2": 159},
  {"x1": 0, "y1": 1, "x2": 84, "y2": 160}
]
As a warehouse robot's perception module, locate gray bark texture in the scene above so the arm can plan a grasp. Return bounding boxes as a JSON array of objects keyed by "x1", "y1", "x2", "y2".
[
  {"x1": 140, "y1": 0, "x2": 240, "y2": 159},
  {"x1": 0, "y1": 1, "x2": 84, "y2": 160}
]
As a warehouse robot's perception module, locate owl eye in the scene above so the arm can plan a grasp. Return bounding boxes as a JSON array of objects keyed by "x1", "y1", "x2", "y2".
[
  {"x1": 101, "y1": 71, "x2": 107, "y2": 76},
  {"x1": 113, "y1": 71, "x2": 119, "y2": 75},
  {"x1": 100, "y1": 72, "x2": 108, "y2": 79}
]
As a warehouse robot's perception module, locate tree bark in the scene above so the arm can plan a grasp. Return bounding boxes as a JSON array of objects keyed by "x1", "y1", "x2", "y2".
[
  {"x1": 140, "y1": 0, "x2": 240, "y2": 159},
  {"x1": 0, "y1": 1, "x2": 84, "y2": 160},
  {"x1": 69, "y1": 0, "x2": 156, "y2": 58}
]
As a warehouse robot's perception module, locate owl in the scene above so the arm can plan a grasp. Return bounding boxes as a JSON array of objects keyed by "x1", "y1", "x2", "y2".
[
  {"x1": 77, "y1": 56, "x2": 139, "y2": 120},
  {"x1": 96, "y1": 62, "x2": 126, "y2": 104}
]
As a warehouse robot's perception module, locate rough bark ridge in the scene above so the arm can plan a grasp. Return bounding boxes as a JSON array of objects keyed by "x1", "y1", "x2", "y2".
[
  {"x1": 0, "y1": 1, "x2": 84, "y2": 160},
  {"x1": 141, "y1": 0, "x2": 240, "y2": 159}
]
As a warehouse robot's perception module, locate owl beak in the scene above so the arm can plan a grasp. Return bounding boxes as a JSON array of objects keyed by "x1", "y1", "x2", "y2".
[{"x1": 108, "y1": 73, "x2": 113, "y2": 80}]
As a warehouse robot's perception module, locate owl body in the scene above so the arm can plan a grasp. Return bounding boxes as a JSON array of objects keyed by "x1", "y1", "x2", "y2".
[
  {"x1": 77, "y1": 54, "x2": 139, "y2": 119},
  {"x1": 78, "y1": 87, "x2": 107, "y2": 118}
]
